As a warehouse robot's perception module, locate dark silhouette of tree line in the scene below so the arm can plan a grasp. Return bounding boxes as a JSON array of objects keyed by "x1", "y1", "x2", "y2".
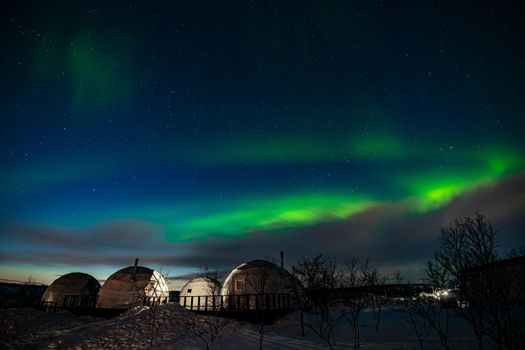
[{"x1": 289, "y1": 212, "x2": 524, "y2": 350}]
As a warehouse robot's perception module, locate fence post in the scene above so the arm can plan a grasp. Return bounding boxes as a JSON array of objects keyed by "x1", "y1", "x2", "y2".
[{"x1": 190, "y1": 296, "x2": 194, "y2": 310}]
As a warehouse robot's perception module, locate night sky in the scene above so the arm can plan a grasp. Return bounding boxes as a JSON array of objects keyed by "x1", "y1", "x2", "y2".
[{"x1": 1, "y1": 1, "x2": 524, "y2": 285}]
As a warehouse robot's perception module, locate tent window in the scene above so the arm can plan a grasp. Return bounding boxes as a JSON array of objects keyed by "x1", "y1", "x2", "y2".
[
  {"x1": 235, "y1": 279, "x2": 244, "y2": 292},
  {"x1": 187, "y1": 289, "x2": 192, "y2": 294}
]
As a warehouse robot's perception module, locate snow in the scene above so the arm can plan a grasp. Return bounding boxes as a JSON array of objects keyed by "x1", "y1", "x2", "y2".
[{"x1": 1, "y1": 304, "x2": 496, "y2": 349}]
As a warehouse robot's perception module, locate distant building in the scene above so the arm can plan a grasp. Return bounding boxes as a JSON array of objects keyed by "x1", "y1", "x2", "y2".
[
  {"x1": 0, "y1": 281, "x2": 48, "y2": 308},
  {"x1": 96, "y1": 265, "x2": 169, "y2": 309},
  {"x1": 460, "y1": 256, "x2": 525, "y2": 306},
  {"x1": 41, "y1": 272, "x2": 100, "y2": 307},
  {"x1": 0, "y1": 281, "x2": 47, "y2": 297}
]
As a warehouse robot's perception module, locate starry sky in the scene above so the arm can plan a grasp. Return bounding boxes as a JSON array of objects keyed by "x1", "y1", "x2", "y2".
[{"x1": 1, "y1": 1, "x2": 524, "y2": 285}]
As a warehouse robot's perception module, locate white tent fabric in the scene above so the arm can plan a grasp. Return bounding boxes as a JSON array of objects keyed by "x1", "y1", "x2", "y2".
[
  {"x1": 41, "y1": 272, "x2": 100, "y2": 307},
  {"x1": 179, "y1": 276, "x2": 221, "y2": 310},
  {"x1": 97, "y1": 266, "x2": 169, "y2": 309},
  {"x1": 221, "y1": 260, "x2": 294, "y2": 296}
]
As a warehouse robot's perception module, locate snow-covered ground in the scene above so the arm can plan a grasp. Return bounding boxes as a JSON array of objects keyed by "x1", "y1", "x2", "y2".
[{"x1": 1, "y1": 304, "x2": 495, "y2": 349}]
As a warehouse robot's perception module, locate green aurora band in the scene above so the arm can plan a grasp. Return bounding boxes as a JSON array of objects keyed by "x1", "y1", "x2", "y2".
[
  {"x1": 2, "y1": 141, "x2": 523, "y2": 242},
  {"x1": 154, "y1": 147, "x2": 522, "y2": 241},
  {"x1": 165, "y1": 193, "x2": 377, "y2": 241}
]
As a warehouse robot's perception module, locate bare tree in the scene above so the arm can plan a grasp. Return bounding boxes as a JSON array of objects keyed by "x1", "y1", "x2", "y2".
[
  {"x1": 190, "y1": 268, "x2": 231, "y2": 350},
  {"x1": 338, "y1": 257, "x2": 375, "y2": 350},
  {"x1": 420, "y1": 212, "x2": 525, "y2": 350},
  {"x1": 115, "y1": 269, "x2": 171, "y2": 350},
  {"x1": 144, "y1": 272, "x2": 171, "y2": 350},
  {"x1": 199, "y1": 267, "x2": 223, "y2": 310},
  {"x1": 393, "y1": 272, "x2": 432, "y2": 350},
  {"x1": 428, "y1": 212, "x2": 498, "y2": 286},
  {"x1": 403, "y1": 295, "x2": 438, "y2": 350},
  {"x1": 369, "y1": 268, "x2": 388, "y2": 331},
  {"x1": 190, "y1": 313, "x2": 230, "y2": 350},
  {"x1": 245, "y1": 264, "x2": 280, "y2": 350},
  {"x1": 423, "y1": 212, "x2": 499, "y2": 350},
  {"x1": 289, "y1": 268, "x2": 307, "y2": 337},
  {"x1": 293, "y1": 254, "x2": 340, "y2": 350},
  {"x1": 393, "y1": 270, "x2": 452, "y2": 350}
]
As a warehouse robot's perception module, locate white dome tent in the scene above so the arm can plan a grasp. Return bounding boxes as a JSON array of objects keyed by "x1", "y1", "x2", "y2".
[
  {"x1": 41, "y1": 272, "x2": 100, "y2": 307},
  {"x1": 97, "y1": 265, "x2": 169, "y2": 309},
  {"x1": 221, "y1": 259, "x2": 295, "y2": 310},
  {"x1": 179, "y1": 276, "x2": 221, "y2": 310}
]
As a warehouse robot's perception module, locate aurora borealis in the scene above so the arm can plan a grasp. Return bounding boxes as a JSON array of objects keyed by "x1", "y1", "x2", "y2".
[{"x1": 1, "y1": 1, "x2": 524, "y2": 284}]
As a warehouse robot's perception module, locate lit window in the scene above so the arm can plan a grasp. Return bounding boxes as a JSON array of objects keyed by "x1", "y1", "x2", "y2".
[{"x1": 235, "y1": 279, "x2": 244, "y2": 292}]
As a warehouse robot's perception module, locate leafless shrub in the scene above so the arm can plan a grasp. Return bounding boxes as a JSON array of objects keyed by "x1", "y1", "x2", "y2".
[
  {"x1": 369, "y1": 269, "x2": 389, "y2": 332},
  {"x1": 246, "y1": 263, "x2": 279, "y2": 350},
  {"x1": 420, "y1": 212, "x2": 524, "y2": 350},
  {"x1": 190, "y1": 267, "x2": 230, "y2": 350},
  {"x1": 402, "y1": 295, "x2": 440, "y2": 350},
  {"x1": 293, "y1": 254, "x2": 340, "y2": 350},
  {"x1": 338, "y1": 257, "x2": 376, "y2": 350}
]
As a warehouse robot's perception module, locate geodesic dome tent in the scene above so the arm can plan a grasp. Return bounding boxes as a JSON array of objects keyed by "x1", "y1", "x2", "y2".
[
  {"x1": 179, "y1": 276, "x2": 222, "y2": 310},
  {"x1": 96, "y1": 266, "x2": 169, "y2": 309},
  {"x1": 41, "y1": 272, "x2": 100, "y2": 307},
  {"x1": 221, "y1": 260, "x2": 295, "y2": 310},
  {"x1": 222, "y1": 260, "x2": 294, "y2": 295},
  {"x1": 181, "y1": 276, "x2": 221, "y2": 297}
]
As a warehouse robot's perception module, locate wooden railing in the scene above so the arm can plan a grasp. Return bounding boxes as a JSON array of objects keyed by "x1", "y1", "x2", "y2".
[
  {"x1": 179, "y1": 293, "x2": 292, "y2": 312},
  {"x1": 0, "y1": 295, "x2": 43, "y2": 309},
  {"x1": 63, "y1": 294, "x2": 98, "y2": 308}
]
